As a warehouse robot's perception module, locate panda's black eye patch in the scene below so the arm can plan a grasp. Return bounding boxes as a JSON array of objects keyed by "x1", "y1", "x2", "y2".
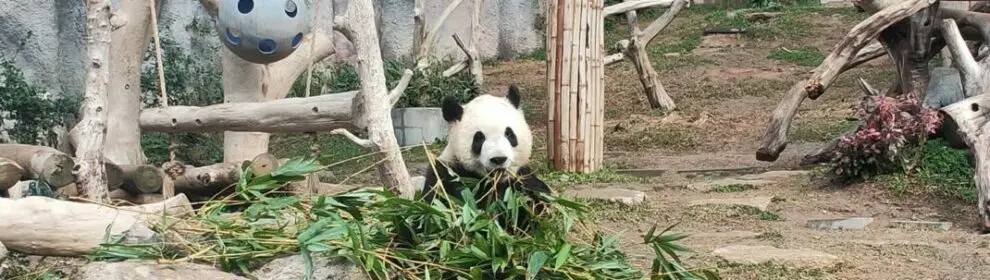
[
  {"x1": 505, "y1": 127, "x2": 518, "y2": 147},
  {"x1": 471, "y1": 131, "x2": 485, "y2": 155}
]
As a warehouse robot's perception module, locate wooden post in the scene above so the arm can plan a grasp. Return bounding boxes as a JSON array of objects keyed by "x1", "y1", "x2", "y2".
[{"x1": 547, "y1": 0, "x2": 604, "y2": 173}]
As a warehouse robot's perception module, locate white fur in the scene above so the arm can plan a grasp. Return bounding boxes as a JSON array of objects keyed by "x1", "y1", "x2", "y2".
[{"x1": 439, "y1": 94, "x2": 533, "y2": 176}]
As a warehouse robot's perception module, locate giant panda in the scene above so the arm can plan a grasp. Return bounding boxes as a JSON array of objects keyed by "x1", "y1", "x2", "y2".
[{"x1": 421, "y1": 84, "x2": 552, "y2": 233}]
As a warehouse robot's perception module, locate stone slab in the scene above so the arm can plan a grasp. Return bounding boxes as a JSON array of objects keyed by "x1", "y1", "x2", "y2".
[
  {"x1": 806, "y1": 217, "x2": 874, "y2": 230},
  {"x1": 713, "y1": 245, "x2": 839, "y2": 269},
  {"x1": 688, "y1": 196, "x2": 773, "y2": 211}
]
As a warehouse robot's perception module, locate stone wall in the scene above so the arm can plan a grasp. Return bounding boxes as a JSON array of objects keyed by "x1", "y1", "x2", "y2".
[{"x1": 0, "y1": 0, "x2": 546, "y2": 99}]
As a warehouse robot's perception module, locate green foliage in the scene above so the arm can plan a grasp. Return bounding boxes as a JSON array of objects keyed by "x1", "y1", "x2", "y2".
[
  {"x1": 0, "y1": 252, "x2": 68, "y2": 280},
  {"x1": 539, "y1": 167, "x2": 644, "y2": 188},
  {"x1": 320, "y1": 58, "x2": 479, "y2": 108},
  {"x1": 0, "y1": 57, "x2": 80, "y2": 146},
  {"x1": 878, "y1": 139, "x2": 976, "y2": 203},
  {"x1": 767, "y1": 46, "x2": 824, "y2": 67},
  {"x1": 139, "y1": 26, "x2": 224, "y2": 166},
  {"x1": 89, "y1": 156, "x2": 717, "y2": 280},
  {"x1": 518, "y1": 48, "x2": 548, "y2": 61}
]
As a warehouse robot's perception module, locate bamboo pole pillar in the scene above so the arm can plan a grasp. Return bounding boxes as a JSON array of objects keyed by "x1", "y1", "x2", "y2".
[{"x1": 547, "y1": 0, "x2": 604, "y2": 173}]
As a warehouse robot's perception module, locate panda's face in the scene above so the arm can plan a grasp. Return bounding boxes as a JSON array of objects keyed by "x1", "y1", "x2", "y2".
[{"x1": 440, "y1": 85, "x2": 532, "y2": 176}]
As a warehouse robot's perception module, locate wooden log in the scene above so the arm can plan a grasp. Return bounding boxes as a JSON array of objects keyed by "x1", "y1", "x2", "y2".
[
  {"x1": 755, "y1": 0, "x2": 934, "y2": 162},
  {"x1": 104, "y1": 161, "x2": 124, "y2": 191},
  {"x1": 0, "y1": 157, "x2": 25, "y2": 191},
  {"x1": 173, "y1": 161, "x2": 250, "y2": 197},
  {"x1": 249, "y1": 153, "x2": 280, "y2": 176},
  {"x1": 547, "y1": 0, "x2": 605, "y2": 173},
  {"x1": 0, "y1": 194, "x2": 192, "y2": 256},
  {"x1": 119, "y1": 164, "x2": 163, "y2": 194},
  {"x1": 110, "y1": 189, "x2": 165, "y2": 205},
  {"x1": 622, "y1": 0, "x2": 677, "y2": 110},
  {"x1": 604, "y1": 0, "x2": 672, "y2": 16},
  {"x1": 940, "y1": 94, "x2": 990, "y2": 231},
  {"x1": 139, "y1": 91, "x2": 358, "y2": 133},
  {"x1": 0, "y1": 144, "x2": 75, "y2": 188}
]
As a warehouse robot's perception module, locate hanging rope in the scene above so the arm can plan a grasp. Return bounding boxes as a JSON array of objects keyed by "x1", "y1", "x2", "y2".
[
  {"x1": 301, "y1": 0, "x2": 324, "y2": 194},
  {"x1": 149, "y1": 0, "x2": 178, "y2": 198}
]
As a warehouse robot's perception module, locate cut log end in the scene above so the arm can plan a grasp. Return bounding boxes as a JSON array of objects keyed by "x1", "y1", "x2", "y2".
[
  {"x1": 756, "y1": 144, "x2": 786, "y2": 162},
  {"x1": 120, "y1": 165, "x2": 164, "y2": 194},
  {"x1": 250, "y1": 153, "x2": 280, "y2": 176}
]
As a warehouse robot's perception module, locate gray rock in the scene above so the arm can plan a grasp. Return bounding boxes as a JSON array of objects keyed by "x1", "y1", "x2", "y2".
[
  {"x1": 76, "y1": 260, "x2": 247, "y2": 280},
  {"x1": 888, "y1": 220, "x2": 953, "y2": 231},
  {"x1": 806, "y1": 217, "x2": 874, "y2": 230},
  {"x1": 252, "y1": 254, "x2": 365, "y2": 280},
  {"x1": 924, "y1": 67, "x2": 965, "y2": 109},
  {"x1": 688, "y1": 196, "x2": 774, "y2": 211},
  {"x1": 565, "y1": 188, "x2": 647, "y2": 205},
  {"x1": 713, "y1": 245, "x2": 839, "y2": 268}
]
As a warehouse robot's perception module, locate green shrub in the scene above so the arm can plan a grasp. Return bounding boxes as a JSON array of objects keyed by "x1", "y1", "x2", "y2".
[{"x1": 0, "y1": 57, "x2": 80, "y2": 146}]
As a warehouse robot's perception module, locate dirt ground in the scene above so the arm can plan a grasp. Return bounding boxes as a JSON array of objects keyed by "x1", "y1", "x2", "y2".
[{"x1": 481, "y1": 4, "x2": 990, "y2": 280}]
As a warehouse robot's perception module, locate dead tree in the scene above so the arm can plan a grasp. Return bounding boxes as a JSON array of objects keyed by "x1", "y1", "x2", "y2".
[
  {"x1": 602, "y1": 0, "x2": 685, "y2": 110},
  {"x1": 75, "y1": 0, "x2": 113, "y2": 202},
  {"x1": 940, "y1": 17, "x2": 990, "y2": 231},
  {"x1": 755, "y1": 0, "x2": 935, "y2": 162}
]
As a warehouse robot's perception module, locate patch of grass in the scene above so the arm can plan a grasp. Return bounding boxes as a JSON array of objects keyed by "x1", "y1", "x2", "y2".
[
  {"x1": 756, "y1": 230, "x2": 784, "y2": 243},
  {"x1": 518, "y1": 48, "x2": 547, "y2": 61},
  {"x1": 768, "y1": 46, "x2": 825, "y2": 67},
  {"x1": 584, "y1": 199, "x2": 657, "y2": 222},
  {"x1": 759, "y1": 211, "x2": 781, "y2": 221},
  {"x1": 791, "y1": 119, "x2": 858, "y2": 143},
  {"x1": 537, "y1": 166, "x2": 645, "y2": 188},
  {"x1": 707, "y1": 184, "x2": 758, "y2": 193},
  {"x1": 686, "y1": 204, "x2": 772, "y2": 222},
  {"x1": 876, "y1": 139, "x2": 976, "y2": 203},
  {"x1": 607, "y1": 126, "x2": 699, "y2": 151},
  {"x1": 721, "y1": 262, "x2": 842, "y2": 280}
]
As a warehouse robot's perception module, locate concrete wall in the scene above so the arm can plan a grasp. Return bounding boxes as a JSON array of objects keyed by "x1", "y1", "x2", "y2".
[{"x1": 0, "y1": 0, "x2": 546, "y2": 99}]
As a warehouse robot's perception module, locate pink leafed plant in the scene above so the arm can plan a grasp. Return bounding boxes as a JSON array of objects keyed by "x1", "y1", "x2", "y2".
[{"x1": 831, "y1": 93, "x2": 943, "y2": 179}]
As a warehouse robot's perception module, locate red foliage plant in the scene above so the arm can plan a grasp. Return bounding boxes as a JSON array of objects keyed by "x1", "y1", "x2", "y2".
[{"x1": 830, "y1": 93, "x2": 943, "y2": 179}]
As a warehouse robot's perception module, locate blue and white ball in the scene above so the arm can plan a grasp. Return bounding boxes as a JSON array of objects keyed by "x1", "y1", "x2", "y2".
[{"x1": 217, "y1": 0, "x2": 313, "y2": 64}]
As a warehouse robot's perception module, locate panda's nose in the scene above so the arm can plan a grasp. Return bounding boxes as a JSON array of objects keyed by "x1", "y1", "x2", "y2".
[{"x1": 489, "y1": 157, "x2": 507, "y2": 165}]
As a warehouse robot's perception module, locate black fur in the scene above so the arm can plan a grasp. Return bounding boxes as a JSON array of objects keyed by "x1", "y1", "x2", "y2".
[
  {"x1": 441, "y1": 96, "x2": 463, "y2": 122},
  {"x1": 505, "y1": 127, "x2": 518, "y2": 147},
  {"x1": 421, "y1": 159, "x2": 552, "y2": 234},
  {"x1": 471, "y1": 131, "x2": 485, "y2": 155},
  {"x1": 507, "y1": 84, "x2": 521, "y2": 109}
]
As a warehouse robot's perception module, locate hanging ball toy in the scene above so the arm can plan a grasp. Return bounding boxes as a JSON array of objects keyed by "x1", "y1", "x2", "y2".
[{"x1": 217, "y1": 0, "x2": 313, "y2": 64}]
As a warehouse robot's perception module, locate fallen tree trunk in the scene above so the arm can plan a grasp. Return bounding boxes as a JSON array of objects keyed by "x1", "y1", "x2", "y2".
[
  {"x1": 119, "y1": 164, "x2": 163, "y2": 194},
  {"x1": 755, "y1": 0, "x2": 934, "y2": 162},
  {"x1": 940, "y1": 93, "x2": 990, "y2": 231},
  {"x1": 139, "y1": 91, "x2": 358, "y2": 133},
  {"x1": 0, "y1": 194, "x2": 192, "y2": 256},
  {"x1": 0, "y1": 144, "x2": 76, "y2": 188},
  {"x1": 173, "y1": 161, "x2": 250, "y2": 198},
  {"x1": 0, "y1": 157, "x2": 25, "y2": 191}
]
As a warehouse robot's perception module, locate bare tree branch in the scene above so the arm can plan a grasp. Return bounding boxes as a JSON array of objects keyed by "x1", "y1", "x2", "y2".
[
  {"x1": 416, "y1": 0, "x2": 466, "y2": 71},
  {"x1": 330, "y1": 129, "x2": 373, "y2": 149},
  {"x1": 388, "y1": 70, "x2": 415, "y2": 107},
  {"x1": 641, "y1": 0, "x2": 687, "y2": 45},
  {"x1": 755, "y1": 0, "x2": 934, "y2": 162}
]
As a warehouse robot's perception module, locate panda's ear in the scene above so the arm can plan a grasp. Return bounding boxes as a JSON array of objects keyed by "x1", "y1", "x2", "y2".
[
  {"x1": 441, "y1": 96, "x2": 463, "y2": 122},
  {"x1": 507, "y1": 84, "x2": 521, "y2": 109}
]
